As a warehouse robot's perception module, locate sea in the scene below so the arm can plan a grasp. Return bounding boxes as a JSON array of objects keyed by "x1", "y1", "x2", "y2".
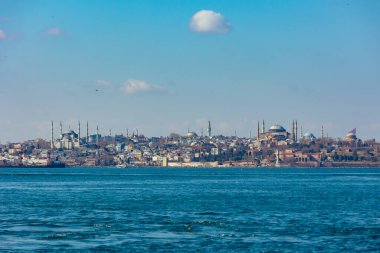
[{"x1": 0, "y1": 168, "x2": 379, "y2": 252}]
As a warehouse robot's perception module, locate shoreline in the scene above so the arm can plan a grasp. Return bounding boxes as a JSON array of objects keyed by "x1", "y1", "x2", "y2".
[{"x1": 2, "y1": 166, "x2": 380, "y2": 169}]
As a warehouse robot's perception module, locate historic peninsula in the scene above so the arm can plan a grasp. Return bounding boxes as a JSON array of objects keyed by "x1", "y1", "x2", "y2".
[{"x1": 1, "y1": 121, "x2": 380, "y2": 168}]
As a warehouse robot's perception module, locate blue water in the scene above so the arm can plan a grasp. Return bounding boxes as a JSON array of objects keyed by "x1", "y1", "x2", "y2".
[{"x1": 0, "y1": 168, "x2": 379, "y2": 252}]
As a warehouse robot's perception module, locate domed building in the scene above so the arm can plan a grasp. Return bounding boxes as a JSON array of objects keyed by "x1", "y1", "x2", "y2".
[
  {"x1": 61, "y1": 130, "x2": 78, "y2": 140},
  {"x1": 268, "y1": 124, "x2": 288, "y2": 141},
  {"x1": 54, "y1": 130, "x2": 80, "y2": 149},
  {"x1": 258, "y1": 123, "x2": 289, "y2": 142},
  {"x1": 303, "y1": 132, "x2": 316, "y2": 140},
  {"x1": 186, "y1": 131, "x2": 198, "y2": 138},
  {"x1": 268, "y1": 124, "x2": 286, "y2": 133},
  {"x1": 345, "y1": 128, "x2": 357, "y2": 141}
]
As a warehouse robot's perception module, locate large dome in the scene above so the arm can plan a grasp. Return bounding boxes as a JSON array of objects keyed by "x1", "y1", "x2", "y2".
[
  {"x1": 345, "y1": 133, "x2": 357, "y2": 140},
  {"x1": 345, "y1": 128, "x2": 357, "y2": 140},
  {"x1": 268, "y1": 124, "x2": 286, "y2": 133},
  {"x1": 186, "y1": 131, "x2": 198, "y2": 138},
  {"x1": 303, "y1": 132, "x2": 316, "y2": 140}
]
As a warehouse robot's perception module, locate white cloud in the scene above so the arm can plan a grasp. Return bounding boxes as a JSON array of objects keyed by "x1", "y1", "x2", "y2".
[
  {"x1": 44, "y1": 27, "x2": 67, "y2": 36},
  {"x1": 121, "y1": 79, "x2": 162, "y2": 94},
  {"x1": 0, "y1": 29, "x2": 6, "y2": 40},
  {"x1": 189, "y1": 10, "x2": 230, "y2": 33}
]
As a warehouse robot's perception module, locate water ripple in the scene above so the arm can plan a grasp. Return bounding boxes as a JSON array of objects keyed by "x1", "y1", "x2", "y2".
[{"x1": 0, "y1": 168, "x2": 379, "y2": 252}]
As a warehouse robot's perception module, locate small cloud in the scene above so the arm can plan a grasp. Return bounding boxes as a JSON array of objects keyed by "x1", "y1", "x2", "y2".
[
  {"x1": 44, "y1": 27, "x2": 68, "y2": 36},
  {"x1": 189, "y1": 10, "x2": 230, "y2": 33},
  {"x1": 0, "y1": 29, "x2": 7, "y2": 40},
  {"x1": 121, "y1": 79, "x2": 162, "y2": 94}
]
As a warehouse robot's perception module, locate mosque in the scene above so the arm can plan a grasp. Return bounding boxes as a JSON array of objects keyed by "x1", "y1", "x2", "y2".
[
  {"x1": 345, "y1": 128, "x2": 357, "y2": 141},
  {"x1": 186, "y1": 131, "x2": 198, "y2": 138},
  {"x1": 303, "y1": 132, "x2": 316, "y2": 140},
  {"x1": 52, "y1": 121, "x2": 90, "y2": 150},
  {"x1": 257, "y1": 121, "x2": 293, "y2": 143},
  {"x1": 266, "y1": 124, "x2": 289, "y2": 141},
  {"x1": 54, "y1": 130, "x2": 80, "y2": 149},
  {"x1": 50, "y1": 121, "x2": 108, "y2": 150},
  {"x1": 256, "y1": 120, "x2": 322, "y2": 146}
]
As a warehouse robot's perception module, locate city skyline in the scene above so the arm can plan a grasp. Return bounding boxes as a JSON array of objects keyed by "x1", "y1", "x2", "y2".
[
  {"x1": 23, "y1": 119, "x2": 363, "y2": 142},
  {"x1": 1, "y1": 0, "x2": 380, "y2": 142}
]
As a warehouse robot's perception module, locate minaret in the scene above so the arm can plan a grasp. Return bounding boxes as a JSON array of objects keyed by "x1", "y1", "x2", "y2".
[
  {"x1": 208, "y1": 121, "x2": 212, "y2": 137},
  {"x1": 262, "y1": 120, "x2": 265, "y2": 134},
  {"x1": 78, "y1": 121, "x2": 81, "y2": 143},
  {"x1": 96, "y1": 125, "x2": 99, "y2": 145},
  {"x1": 250, "y1": 130, "x2": 252, "y2": 139},
  {"x1": 86, "y1": 121, "x2": 89, "y2": 143},
  {"x1": 295, "y1": 120, "x2": 298, "y2": 142},
  {"x1": 51, "y1": 121, "x2": 54, "y2": 149},
  {"x1": 321, "y1": 125, "x2": 324, "y2": 139},
  {"x1": 60, "y1": 121, "x2": 63, "y2": 136},
  {"x1": 292, "y1": 120, "x2": 295, "y2": 142},
  {"x1": 300, "y1": 126, "x2": 303, "y2": 139},
  {"x1": 257, "y1": 120, "x2": 260, "y2": 140}
]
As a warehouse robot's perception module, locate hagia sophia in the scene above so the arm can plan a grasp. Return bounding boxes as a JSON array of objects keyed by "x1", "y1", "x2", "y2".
[
  {"x1": 256, "y1": 120, "x2": 358, "y2": 147},
  {"x1": 256, "y1": 120, "x2": 301, "y2": 145}
]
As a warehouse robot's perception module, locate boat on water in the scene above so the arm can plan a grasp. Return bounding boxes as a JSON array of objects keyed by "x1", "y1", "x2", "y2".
[{"x1": 115, "y1": 164, "x2": 128, "y2": 168}]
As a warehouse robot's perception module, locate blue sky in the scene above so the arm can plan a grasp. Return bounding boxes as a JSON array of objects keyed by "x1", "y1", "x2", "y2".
[{"x1": 0, "y1": 0, "x2": 380, "y2": 142}]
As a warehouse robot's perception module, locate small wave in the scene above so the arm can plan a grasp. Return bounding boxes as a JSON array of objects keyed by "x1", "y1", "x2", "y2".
[
  {"x1": 46, "y1": 233, "x2": 67, "y2": 239},
  {"x1": 196, "y1": 211, "x2": 220, "y2": 216}
]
